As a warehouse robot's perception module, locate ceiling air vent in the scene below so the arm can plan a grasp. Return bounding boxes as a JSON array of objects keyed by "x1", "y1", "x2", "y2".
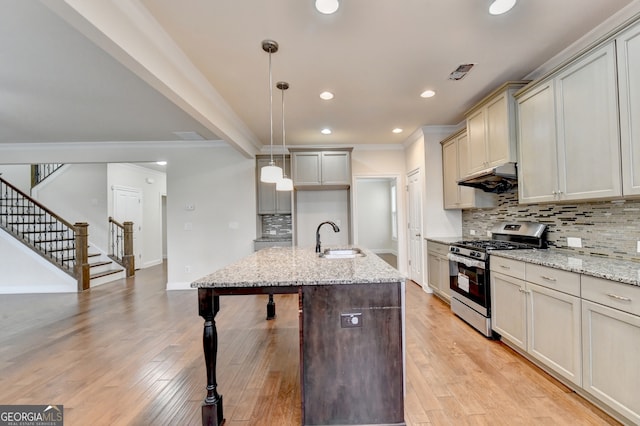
[{"x1": 448, "y1": 64, "x2": 475, "y2": 80}]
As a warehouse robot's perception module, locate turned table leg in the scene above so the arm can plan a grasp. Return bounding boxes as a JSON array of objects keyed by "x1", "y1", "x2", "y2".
[
  {"x1": 266, "y1": 293, "x2": 276, "y2": 320},
  {"x1": 198, "y1": 289, "x2": 224, "y2": 426}
]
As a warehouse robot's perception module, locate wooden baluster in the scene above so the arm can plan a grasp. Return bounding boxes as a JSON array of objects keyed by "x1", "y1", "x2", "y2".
[
  {"x1": 198, "y1": 289, "x2": 224, "y2": 426},
  {"x1": 123, "y1": 221, "x2": 135, "y2": 277},
  {"x1": 75, "y1": 222, "x2": 90, "y2": 291}
]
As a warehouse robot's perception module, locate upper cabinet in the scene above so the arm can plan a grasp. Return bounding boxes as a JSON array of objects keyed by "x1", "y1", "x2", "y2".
[
  {"x1": 464, "y1": 82, "x2": 528, "y2": 176},
  {"x1": 291, "y1": 148, "x2": 352, "y2": 188},
  {"x1": 441, "y1": 129, "x2": 496, "y2": 210},
  {"x1": 257, "y1": 156, "x2": 292, "y2": 214},
  {"x1": 517, "y1": 42, "x2": 621, "y2": 203},
  {"x1": 618, "y1": 22, "x2": 640, "y2": 196}
]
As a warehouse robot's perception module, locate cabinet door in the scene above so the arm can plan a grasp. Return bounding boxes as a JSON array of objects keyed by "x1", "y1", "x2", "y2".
[
  {"x1": 485, "y1": 92, "x2": 510, "y2": 167},
  {"x1": 527, "y1": 282, "x2": 581, "y2": 386},
  {"x1": 618, "y1": 22, "x2": 640, "y2": 196},
  {"x1": 490, "y1": 271, "x2": 527, "y2": 350},
  {"x1": 438, "y1": 255, "x2": 451, "y2": 301},
  {"x1": 517, "y1": 82, "x2": 558, "y2": 204},
  {"x1": 555, "y1": 42, "x2": 621, "y2": 201},
  {"x1": 427, "y1": 252, "x2": 441, "y2": 293},
  {"x1": 582, "y1": 300, "x2": 640, "y2": 424},
  {"x1": 321, "y1": 151, "x2": 351, "y2": 185},
  {"x1": 466, "y1": 109, "x2": 487, "y2": 174},
  {"x1": 276, "y1": 187, "x2": 292, "y2": 213},
  {"x1": 442, "y1": 139, "x2": 461, "y2": 209},
  {"x1": 292, "y1": 152, "x2": 321, "y2": 186}
]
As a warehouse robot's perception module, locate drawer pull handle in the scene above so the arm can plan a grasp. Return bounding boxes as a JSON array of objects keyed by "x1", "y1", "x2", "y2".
[
  {"x1": 607, "y1": 293, "x2": 632, "y2": 302},
  {"x1": 500, "y1": 265, "x2": 511, "y2": 269},
  {"x1": 541, "y1": 275, "x2": 556, "y2": 281}
]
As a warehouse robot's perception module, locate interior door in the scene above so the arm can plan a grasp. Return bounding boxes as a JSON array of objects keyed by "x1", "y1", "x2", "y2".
[
  {"x1": 113, "y1": 186, "x2": 142, "y2": 267},
  {"x1": 407, "y1": 169, "x2": 423, "y2": 286}
]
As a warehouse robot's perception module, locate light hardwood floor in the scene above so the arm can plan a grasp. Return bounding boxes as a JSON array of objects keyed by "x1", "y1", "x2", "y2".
[{"x1": 0, "y1": 262, "x2": 620, "y2": 425}]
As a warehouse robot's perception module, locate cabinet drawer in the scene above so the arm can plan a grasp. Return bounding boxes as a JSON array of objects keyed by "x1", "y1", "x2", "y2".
[
  {"x1": 525, "y1": 264, "x2": 580, "y2": 296},
  {"x1": 427, "y1": 241, "x2": 449, "y2": 256},
  {"x1": 490, "y1": 256, "x2": 525, "y2": 280},
  {"x1": 582, "y1": 275, "x2": 640, "y2": 316}
]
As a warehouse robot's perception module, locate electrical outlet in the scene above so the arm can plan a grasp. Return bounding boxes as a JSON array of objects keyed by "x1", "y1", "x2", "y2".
[
  {"x1": 567, "y1": 237, "x2": 582, "y2": 248},
  {"x1": 470, "y1": 229, "x2": 476, "y2": 236},
  {"x1": 486, "y1": 231, "x2": 492, "y2": 237},
  {"x1": 184, "y1": 265, "x2": 191, "y2": 273},
  {"x1": 637, "y1": 241, "x2": 640, "y2": 253},
  {"x1": 340, "y1": 313, "x2": 362, "y2": 328}
]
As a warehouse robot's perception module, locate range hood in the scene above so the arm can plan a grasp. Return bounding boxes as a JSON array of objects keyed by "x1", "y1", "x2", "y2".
[{"x1": 457, "y1": 162, "x2": 518, "y2": 193}]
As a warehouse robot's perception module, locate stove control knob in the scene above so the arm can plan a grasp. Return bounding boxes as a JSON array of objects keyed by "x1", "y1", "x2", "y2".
[{"x1": 450, "y1": 247, "x2": 459, "y2": 253}]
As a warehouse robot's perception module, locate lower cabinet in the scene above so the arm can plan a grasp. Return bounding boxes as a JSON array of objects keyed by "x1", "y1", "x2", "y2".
[
  {"x1": 491, "y1": 256, "x2": 640, "y2": 423},
  {"x1": 491, "y1": 259, "x2": 582, "y2": 386},
  {"x1": 427, "y1": 241, "x2": 452, "y2": 302},
  {"x1": 581, "y1": 276, "x2": 640, "y2": 424}
]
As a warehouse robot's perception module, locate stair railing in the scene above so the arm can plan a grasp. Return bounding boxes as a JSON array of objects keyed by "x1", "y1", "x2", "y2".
[
  {"x1": 31, "y1": 163, "x2": 64, "y2": 187},
  {"x1": 108, "y1": 217, "x2": 135, "y2": 277},
  {"x1": 0, "y1": 176, "x2": 90, "y2": 291}
]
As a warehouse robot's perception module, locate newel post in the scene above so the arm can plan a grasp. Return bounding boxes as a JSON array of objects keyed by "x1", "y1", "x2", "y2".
[
  {"x1": 75, "y1": 222, "x2": 90, "y2": 291},
  {"x1": 123, "y1": 221, "x2": 135, "y2": 277}
]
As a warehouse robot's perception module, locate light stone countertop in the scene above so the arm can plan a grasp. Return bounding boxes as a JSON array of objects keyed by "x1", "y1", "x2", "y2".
[
  {"x1": 491, "y1": 249, "x2": 640, "y2": 287},
  {"x1": 191, "y1": 246, "x2": 405, "y2": 289},
  {"x1": 425, "y1": 236, "x2": 463, "y2": 245}
]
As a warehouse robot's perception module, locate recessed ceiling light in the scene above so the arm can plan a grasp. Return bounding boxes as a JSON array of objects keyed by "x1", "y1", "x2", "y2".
[
  {"x1": 156, "y1": 161, "x2": 167, "y2": 166},
  {"x1": 321, "y1": 128, "x2": 332, "y2": 135},
  {"x1": 320, "y1": 91, "x2": 334, "y2": 100},
  {"x1": 315, "y1": 0, "x2": 339, "y2": 14},
  {"x1": 392, "y1": 128, "x2": 403, "y2": 134},
  {"x1": 420, "y1": 89, "x2": 436, "y2": 98},
  {"x1": 489, "y1": 0, "x2": 517, "y2": 15}
]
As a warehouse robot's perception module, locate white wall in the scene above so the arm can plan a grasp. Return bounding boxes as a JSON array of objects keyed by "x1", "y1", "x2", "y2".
[
  {"x1": 296, "y1": 190, "x2": 350, "y2": 249},
  {"x1": 32, "y1": 164, "x2": 109, "y2": 251},
  {"x1": 0, "y1": 229, "x2": 76, "y2": 293},
  {"x1": 107, "y1": 163, "x2": 167, "y2": 268},
  {"x1": 355, "y1": 179, "x2": 392, "y2": 253},
  {"x1": 422, "y1": 126, "x2": 463, "y2": 238},
  {"x1": 0, "y1": 165, "x2": 32, "y2": 194},
  {"x1": 166, "y1": 144, "x2": 255, "y2": 290}
]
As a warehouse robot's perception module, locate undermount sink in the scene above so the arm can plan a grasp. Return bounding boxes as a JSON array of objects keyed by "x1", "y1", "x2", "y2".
[{"x1": 319, "y1": 248, "x2": 365, "y2": 259}]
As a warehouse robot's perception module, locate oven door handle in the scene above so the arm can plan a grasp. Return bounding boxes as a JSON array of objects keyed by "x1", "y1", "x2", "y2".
[{"x1": 447, "y1": 253, "x2": 486, "y2": 270}]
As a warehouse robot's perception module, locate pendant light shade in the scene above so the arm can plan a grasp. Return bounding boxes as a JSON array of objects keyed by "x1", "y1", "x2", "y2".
[
  {"x1": 260, "y1": 39, "x2": 283, "y2": 183},
  {"x1": 276, "y1": 81, "x2": 292, "y2": 191}
]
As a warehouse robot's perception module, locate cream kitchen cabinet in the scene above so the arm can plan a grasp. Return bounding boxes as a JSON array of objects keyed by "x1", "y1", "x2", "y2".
[
  {"x1": 426, "y1": 241, "x2": 452, "y2": 302},
  {"x1": 441, "y1": 129, "x2": 496, "y2": 210},
  {"x1": 517, "y1": 42, "x2": 621, "y2": 203},
  {"x1": 257, "y1": 157, "x2": 292, "y2": 214},
  {"x1": 618, "y1": 21, "x2": 640, "y2": 197},
  {"x1": 464, "y1": 82, "x2": 527, "y2": 176},
  {"x1": 290, "y1": 149, "x2": 352, "y2": 188},
  {"x1": 491, "y1": 258, "x2": 582, "y2": 386},
  {"x1": 581, "y1": 276, "x2": 640, "y2": 424}
]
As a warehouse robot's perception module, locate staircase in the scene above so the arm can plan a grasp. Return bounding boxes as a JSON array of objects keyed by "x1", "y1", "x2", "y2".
[{"x1": 0, "y1": 175, "x2": 125, "y2": 291}]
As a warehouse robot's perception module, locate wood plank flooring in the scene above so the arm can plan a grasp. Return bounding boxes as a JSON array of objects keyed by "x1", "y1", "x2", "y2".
[{"x1": 0, "y1": 262, "x2": 620, "y2": 425}]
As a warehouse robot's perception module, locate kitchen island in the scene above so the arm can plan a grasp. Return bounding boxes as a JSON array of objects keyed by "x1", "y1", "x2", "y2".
[{"x1": 191, "y1": 246, "x2": 406, "y2": 426}]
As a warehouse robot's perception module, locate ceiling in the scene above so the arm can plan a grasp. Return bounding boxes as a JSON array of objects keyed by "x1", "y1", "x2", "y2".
[{"x1": 1, "y1": 0, "x2": 637, "y2": 156}]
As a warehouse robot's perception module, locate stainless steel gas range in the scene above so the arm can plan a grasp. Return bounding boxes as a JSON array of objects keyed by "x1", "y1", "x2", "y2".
[{"x1": 448, "y1": 222, "x2": 547, "y2": 337}]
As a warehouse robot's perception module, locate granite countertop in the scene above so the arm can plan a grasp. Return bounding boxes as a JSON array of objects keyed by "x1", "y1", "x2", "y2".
[
  {"x1": 491, "y1": 249, "x2": 640, "y2": 287},
  {"x1": 425, "y1": 236, "x2": 463, "y2": 244},
  {"x1": 191, "y1": 246, "x2": 405, "y2": 289}
]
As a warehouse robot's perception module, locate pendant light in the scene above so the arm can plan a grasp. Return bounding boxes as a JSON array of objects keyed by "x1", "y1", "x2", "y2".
[
  {"x1": 260, "y1": 40, "x2": 283, "y2": 183},
  {"x1": 276, "y1": 81, "x2": 293, "y2": 191}
]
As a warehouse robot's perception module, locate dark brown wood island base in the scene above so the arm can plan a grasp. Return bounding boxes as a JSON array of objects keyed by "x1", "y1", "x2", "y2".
[{"x1": 192, "y1": 246, "x2": 406, "y2": 426}]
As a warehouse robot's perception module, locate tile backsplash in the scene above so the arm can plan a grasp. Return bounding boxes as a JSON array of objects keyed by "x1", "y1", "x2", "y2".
[
  {"x1": 261, "y1": 214, "x2": 292, "y2": 239},
  {"x1": 462, "y1": 192, "x2": 640, "y2": 262}
]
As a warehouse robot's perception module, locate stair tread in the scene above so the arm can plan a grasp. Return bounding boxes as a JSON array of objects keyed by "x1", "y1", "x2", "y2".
[
  {"x1": 90, "y1": 261, "x2": 112, "y2": 268},
  {"x1": 90, "y1": 269, "x2": 123, "y2": 280}
]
